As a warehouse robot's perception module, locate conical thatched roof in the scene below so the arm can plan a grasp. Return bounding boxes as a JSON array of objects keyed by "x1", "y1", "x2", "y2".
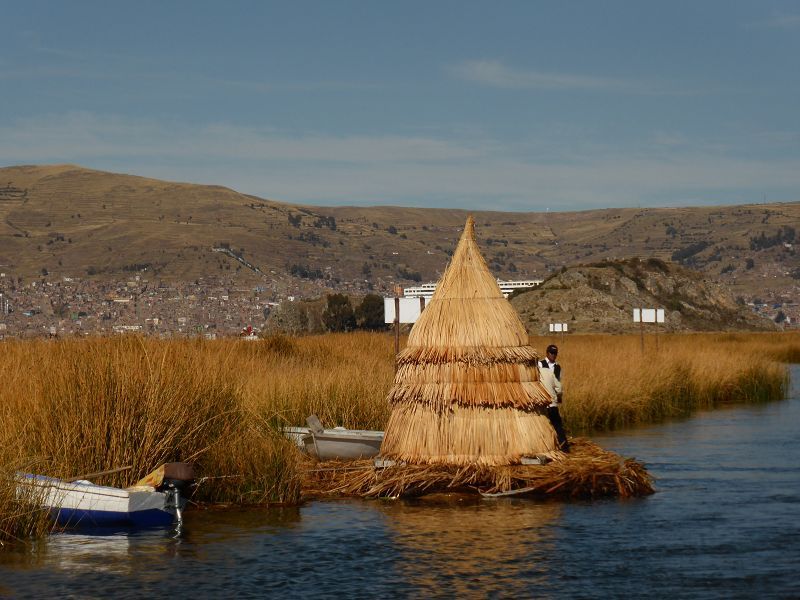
[{"x1": 380, "y1": 216, "x2": 560, "y2": 466}]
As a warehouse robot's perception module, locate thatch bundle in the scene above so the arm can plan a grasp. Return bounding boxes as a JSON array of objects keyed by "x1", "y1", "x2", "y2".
[
  {"x1": 302, "y1": 438, "x2": 654, "y2": 500},
  {"x1": 380, "y1": 216, "x2": 559, "y2": 466}
]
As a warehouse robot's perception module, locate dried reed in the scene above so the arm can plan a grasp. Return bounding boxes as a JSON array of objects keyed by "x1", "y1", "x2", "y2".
[
  {"x1": 0, "y1": 326, "x2": 794, "y2": 540},
  {"x1": 381, "y1": 405, "x2": 559, "y2": 466},
  {"x1": 0, "y1": 337, "x2": 303, "y2": 507},
  {"x1": 302, "y1": 438, "x2": 653, "y2": 500},
  {"x1": 0, "y1": 463, "x2": 56, "y2": 546},
  {"x1": 382, "y1": 217, "x2": 559, "y2": 465},
  {"x1": 548, "y1": 332, "x2": 794, "y2": 432}
]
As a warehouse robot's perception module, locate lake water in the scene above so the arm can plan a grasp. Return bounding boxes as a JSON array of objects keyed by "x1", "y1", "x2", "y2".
[{"x1": 2, "y1": 366, "x2": 799, "y2": 599}]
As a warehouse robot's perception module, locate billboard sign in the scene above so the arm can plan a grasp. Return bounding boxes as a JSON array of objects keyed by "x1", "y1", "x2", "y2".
[
  {"x1": 633, "y1": 308, "x2": 665, "y2": 323},
  {"x1": 384, "y1": 297, "x2": 426, "y2": 324}
]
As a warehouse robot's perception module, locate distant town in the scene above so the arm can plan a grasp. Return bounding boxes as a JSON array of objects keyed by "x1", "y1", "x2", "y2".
[
  {"x1": 0, "y1": 274, "x2": 284, "y2": 339},
  {"x1": 0, "y1": 273, "x2": 542, "y2": 339},
  {"x1": 0, "y1": 272, "x2": 794, "y2": 339}
]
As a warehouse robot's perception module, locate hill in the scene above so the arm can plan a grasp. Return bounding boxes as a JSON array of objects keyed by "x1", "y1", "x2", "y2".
[
  {"x1": 1, "y1": 164, "x2": 798, "y2": 311},
  {"x1": 510, "y1": 258, "x2": 777, "y2": 334}
]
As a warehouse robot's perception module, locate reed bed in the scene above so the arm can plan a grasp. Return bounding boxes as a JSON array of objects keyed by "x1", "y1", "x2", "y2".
[
  {"x1": 0, "y1": 332, "x2": 393, "y2": 543},
  {"x1": 543, "y1": 331, "x2": 796, "y2": 432},
  {"x1": 301, "y1": 438, "x2": 653, "y2": 500},
  {"x1": 0, "y1": 337, "x2": 305, "y2": 511},
  {"x1": 0, "y1": 463, "x2": 55, "y2": 546},
  {"x1": 0, "y1": 329, "x2": 796, "y2": 542}
]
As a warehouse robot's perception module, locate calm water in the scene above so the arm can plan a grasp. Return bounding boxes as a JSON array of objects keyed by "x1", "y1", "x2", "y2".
[{"x1": 2, "y1": 366, "x2": 799, "y2": 599}]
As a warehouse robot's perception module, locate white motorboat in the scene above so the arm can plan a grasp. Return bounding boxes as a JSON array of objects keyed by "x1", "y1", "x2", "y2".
[
  {"x1": 16, "y1": 463, "x2": 193, "y2": 528},
  {"x1": 283, "y1": 416, "x2": 384, "y2": 461}
]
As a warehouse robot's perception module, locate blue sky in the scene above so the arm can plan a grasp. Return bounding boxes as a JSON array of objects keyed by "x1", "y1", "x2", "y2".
[{"x1": 1, "y1": 1, "x2": 799, "y2": 211}]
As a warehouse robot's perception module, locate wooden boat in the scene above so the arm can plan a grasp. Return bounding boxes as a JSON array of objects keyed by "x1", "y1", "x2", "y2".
[
  {"x1": 303, "y1": 427, "x2": 384, "y2": 460},
  {"x1": 283, "y1": 416, "x2": 384, "y2": 461},
  {"x1": 16, "y1": 463, "x2": 193, "y2": 528}
]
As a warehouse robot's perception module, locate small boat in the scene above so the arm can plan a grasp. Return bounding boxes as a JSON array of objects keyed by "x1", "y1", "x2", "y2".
[
  {"x1": 283, "y1": 416, "x2": 384, "y2": 461},
  {"x1": 282, "y1": 426, "x2": 312, "y2": 449},
  {"x1": 303, "y1": 427, "x2": 384, "y2": 460},
  {"x1": 16, "y1": 463, "x2": 194, "y2": 528}
]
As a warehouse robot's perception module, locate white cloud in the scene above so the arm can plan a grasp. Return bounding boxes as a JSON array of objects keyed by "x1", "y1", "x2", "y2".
[
  {"x1": 1, "y1": 112, "x2": 798, "y2": 211},
  {"x1": 651, "y1": 132, "x2": 692, "y2": 148},
  {"x1": 448, "y1": 59, "x2": 709, "y2": 96},
  {"x1": 758, "y1": 13, "x2": 800, "y2": 29},
  {"x1": 753, "y1": 130, "x2": 800, "y2": 146},
  {"x1": 0, "y1": 112, "x2": 484, "y2": 163},
  {"x1": 449, "y1": 59, "x2": 635, "y2": 92}
]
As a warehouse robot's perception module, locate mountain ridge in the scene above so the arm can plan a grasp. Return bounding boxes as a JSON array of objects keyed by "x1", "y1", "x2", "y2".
[{"x1": 1, "y1": 164, "x2": 798, "y2": 313}]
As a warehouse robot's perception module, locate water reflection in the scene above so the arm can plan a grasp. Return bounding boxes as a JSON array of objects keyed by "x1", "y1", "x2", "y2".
[
  {"x1": 0, "y1": 507, "x2": 302, "y2": 583},
  {"x1": 43, "y1": 532, "x2": 135, "y2": 575},
  {"x1": 180, "y1": 505, "x2": 302, "y2": 545},
  {"x1": 1, "y1": 367, "x2": 798, "y2": 598},
  {"x1": 378, "y1": 496, "x2": 562, "y2": 596}
]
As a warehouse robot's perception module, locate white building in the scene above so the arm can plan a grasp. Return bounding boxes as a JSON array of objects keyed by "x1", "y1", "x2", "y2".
[{"x1": 403, "y1": 279, "x2": 542, "y2": 299}]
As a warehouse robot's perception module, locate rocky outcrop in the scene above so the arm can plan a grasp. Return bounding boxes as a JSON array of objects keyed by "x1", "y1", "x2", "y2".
[{"x1": 511, "y1": 258, "x2": 777, "y2": 334}]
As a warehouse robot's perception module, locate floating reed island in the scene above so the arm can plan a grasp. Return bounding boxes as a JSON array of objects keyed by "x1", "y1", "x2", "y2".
[
  {"x1": 303, "y1": 216, "x2": 654, "y2": 500},
  {"x1": 302, "y1": 438, "x2": 653, "y2": 499}
]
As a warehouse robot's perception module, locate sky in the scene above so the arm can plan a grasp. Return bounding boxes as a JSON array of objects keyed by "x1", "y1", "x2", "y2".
[{"x1": 1, "y1": 1, "x2": 799, "y2": 212}]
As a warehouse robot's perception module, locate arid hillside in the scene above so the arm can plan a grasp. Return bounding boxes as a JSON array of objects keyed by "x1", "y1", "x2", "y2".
[
  {"x1": 511, "y1": 258, "x2": 778, "y2": 335},
  {"x1": 1, "y1": 164, "x2": 798, "y2": 307}
]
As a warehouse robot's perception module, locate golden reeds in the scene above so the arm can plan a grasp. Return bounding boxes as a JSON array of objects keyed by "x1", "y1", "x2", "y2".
[
  {"x1": 302, "y1": 438, "x2": 653, "y2": 500},
  {"x1": 0, "y1": 463, "x2": 56, "y2": 546},
  {"x1": 0, "y1": 337, "x2": 303, "y2": 506},
  {"x1": 0, "y1": 328, "x2": 795, "y2": 540},
  {"x1": 548, "y1": 332, "x2": 793, "y2": 432},
  {"x1": 382, "y1": 216, "x2": 559, "y2": 465},
  {"x1": 381, "y1": 405, "x2": 559, "y2": 466}
]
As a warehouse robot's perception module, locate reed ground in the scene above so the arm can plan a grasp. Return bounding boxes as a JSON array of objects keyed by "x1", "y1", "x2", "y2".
[{"x1": 1, "y1": 331, "x2": 797, "y2": 544}]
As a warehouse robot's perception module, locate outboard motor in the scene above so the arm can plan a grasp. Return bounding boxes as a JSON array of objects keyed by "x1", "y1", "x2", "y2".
[
  {"x1": 156, "y1": 462, "x2": 195, "y2": 496},
  {"x1": 149, "y1": 462, "x2": 194, "y2": 525}
]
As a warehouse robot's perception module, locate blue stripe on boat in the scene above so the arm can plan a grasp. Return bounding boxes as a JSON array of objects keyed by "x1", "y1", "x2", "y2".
[{"x1": 52, "y1": 507, "x2": 176, "y2": 528}]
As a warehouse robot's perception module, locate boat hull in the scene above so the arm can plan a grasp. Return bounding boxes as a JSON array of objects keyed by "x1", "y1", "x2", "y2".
[
  {"x1": 302, "y1": 429, "x2": 384, "y2": 460},
  {"x1": 17, "y1": 473, "x2": 181, "y2": 528},
  {"x1": 48, "y1": 506, "x2": 177, "y2": 527}
]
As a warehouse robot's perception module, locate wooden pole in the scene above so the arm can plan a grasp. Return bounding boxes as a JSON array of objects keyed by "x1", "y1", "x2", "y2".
[
  {"x1": 67, "y1": 465, "x2": 132, "y2": 483},
  {"x1": 639, "y1": 311, "x2": 645, "y2": 354},
  {"x1": 394, "y1": 296, "x2": 400, "y2": 371}
]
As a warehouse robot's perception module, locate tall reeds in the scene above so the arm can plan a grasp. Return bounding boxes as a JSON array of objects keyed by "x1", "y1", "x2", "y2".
[
  {"x1": 0, "y1": 337, "x2": 306, "y2": 515},
  {"x1": 0, "y1": 329, "x2": 796, "y2": 543},
  {"x1": 532, "y1": 332, "x2": 795, "y2": 432},
  {"x1": 0, "y1": 463, "x2": 55, "y2": 545}
]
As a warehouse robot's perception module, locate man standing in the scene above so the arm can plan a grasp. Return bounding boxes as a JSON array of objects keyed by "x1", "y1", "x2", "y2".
[{"x1": 540, "y1": 344, "x2": 569, "y2": 451}]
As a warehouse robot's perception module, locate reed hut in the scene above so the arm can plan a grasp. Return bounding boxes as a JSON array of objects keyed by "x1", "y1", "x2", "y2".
[{"x1": 380, "y1": 216, "x2": 560, "y2": 466}]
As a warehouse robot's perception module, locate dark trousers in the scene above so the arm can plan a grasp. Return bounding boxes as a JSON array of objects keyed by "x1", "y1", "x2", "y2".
[{"x1": 547, "y1": 406, "x2": 569, "y2": 451}]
